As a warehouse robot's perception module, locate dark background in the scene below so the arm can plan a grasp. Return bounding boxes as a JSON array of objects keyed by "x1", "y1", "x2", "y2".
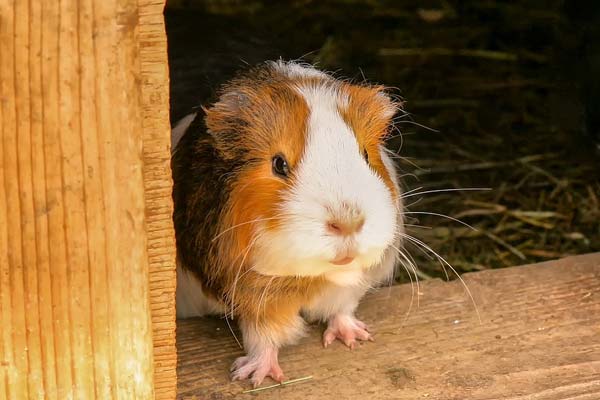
[{"x1": 164, "y1": 0, "x2": 600, "y2": 280}]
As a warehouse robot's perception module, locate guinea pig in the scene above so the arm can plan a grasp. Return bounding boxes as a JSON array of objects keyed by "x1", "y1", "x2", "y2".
[{"x1": 171, "y1": 60, "x2": 404, "y2": 387}]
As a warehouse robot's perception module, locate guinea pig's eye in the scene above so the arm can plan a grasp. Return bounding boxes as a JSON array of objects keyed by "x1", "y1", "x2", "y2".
[{"x1": 272, "y1": 154, "x2": 290, "y2": 177}]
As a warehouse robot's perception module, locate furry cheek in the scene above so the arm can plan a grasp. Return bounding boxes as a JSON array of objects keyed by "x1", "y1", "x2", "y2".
[
  {"x1": 250, "y1": 222, "x2": 336, "y2": 277},
  {"x1": 221, "y1": 164, "x2": 289, "y2": 268}
]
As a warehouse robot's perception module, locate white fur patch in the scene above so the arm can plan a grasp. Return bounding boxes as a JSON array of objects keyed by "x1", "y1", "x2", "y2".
[
  {"x1": 175, "y1": 261, "x2": 225, "y2": 318},
  {"x1": 270, "y1": 59, "x2": 329, "y2": 80},
  {"x1": 302, "y1": 148, "x2": 403, "y2": 322}
]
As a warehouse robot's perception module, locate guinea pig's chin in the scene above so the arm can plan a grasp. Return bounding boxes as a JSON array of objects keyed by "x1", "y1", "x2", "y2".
[{"x1": 249, "y1": 246, "x2": 387, "y2": 281}]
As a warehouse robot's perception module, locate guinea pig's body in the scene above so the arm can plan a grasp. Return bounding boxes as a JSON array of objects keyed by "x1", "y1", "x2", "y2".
[{"x1": 172, "y1": 60, "x2": 403, "y2": 386}]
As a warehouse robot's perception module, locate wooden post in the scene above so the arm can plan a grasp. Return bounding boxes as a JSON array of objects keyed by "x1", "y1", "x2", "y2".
[
  {"x1": 0, "y1": 0, "x2": 176, "y2": 398},
  {"x1": 139, "y1": 1, "x2": 178, "y2": 399}
]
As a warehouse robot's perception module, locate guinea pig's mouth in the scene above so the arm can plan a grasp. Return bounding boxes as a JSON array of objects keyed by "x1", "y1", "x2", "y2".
[
  {"x1": 329, "y1": 249, "x2": 358, "y2": 266},
  {"x1": 330, "y1": 256, "x2": 355, "y2": 266}
]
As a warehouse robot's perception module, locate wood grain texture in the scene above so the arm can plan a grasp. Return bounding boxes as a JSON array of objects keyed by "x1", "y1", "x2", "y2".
[
  {"x1": 0, "y1": 0, "x2": 175, "y2": 398},
  {"x1": 138, "y1": 0, "x2": 178, "y2": 399},
  {"x1": 177, "y1": 253, "x2": 600, "y2": 399}
]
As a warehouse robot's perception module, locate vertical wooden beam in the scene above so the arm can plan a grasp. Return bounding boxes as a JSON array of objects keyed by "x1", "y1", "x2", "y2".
[
  {"x1": 0, "y1": 0, "x2": 174, "y2": 398},
  {"x1": 138, "y1": 1, "x2": 178, "y2": 399}
]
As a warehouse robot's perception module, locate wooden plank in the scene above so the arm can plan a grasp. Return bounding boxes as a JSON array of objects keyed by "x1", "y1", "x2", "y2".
[
  {"x1": 0, "y1": 0, "x2": 172, "y2": 397},
  {"x1": 138, "y1": 0, "x2": 178, "y2": 399},
  {"x1": 177, "y1": 253, "x2": 600, "y2": 399}
]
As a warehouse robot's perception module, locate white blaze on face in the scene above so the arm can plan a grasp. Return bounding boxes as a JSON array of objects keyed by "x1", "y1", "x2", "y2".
[{"x1": 252, "y1": 78, "x2": 398, "y2": 285}]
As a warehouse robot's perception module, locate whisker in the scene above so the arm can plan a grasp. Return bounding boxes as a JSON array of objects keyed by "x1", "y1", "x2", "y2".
[
  {"x1": 387, "y1": 131, "x2": 418, "y2": 139},
  {"x1": 236, "y1": 175, "x2": 295, "y2": 194},
  {"x1": 383, "y1": 152, "x2": 411, "y2": 162},
  {"x1": 211, "y1": 215, "x2": 284, "y2": 242},
  {"x1": 392, "y1": 245, "x2": 419, "y2": 323},
  {"x1": 386, "y1": 150, "x2": 424, "y2": 170},
  {"x1": 401, "y1": 187, "x2": 492, "y2": 200},
  {"x1": 228, "y1": 234, "x2": 261, "y2": 321},
  {"x1": 403, "y1": 197, "x2": 424, "y2": 210},
  {"x1": 383, "y1": 142, "x2": 410, "y2": 155},
  {"x1": 390, "y1": 114, "x2": 411, "y2": 124},
  {"x1": 396, "y1": 227, "x2": 434, "y2": 262},
  {"x1": 223, "y1": 314, "x2": 243, "y2": 349},
  {"x1": 403, "y1": 211, "x2": 478, "y2": 231},
  {"x1": 399, "y1": 172, "x2": 420, "y2": 182},
  {"x1": 403, "y1": 244, "x2": 429, "y2": 280},
  {"x1": 257, "y1": 276, "x2": 276, "y2": 327},
  {"x1": 399, "y1": 233, "x2": 482, "y2": 323},
  {"x1": 406, "y1": 259, "x2": 421, "y2": 309},
  {"x1": 391, "y1": 248, "x2": 415, "y2": 323},
  {"x1": 393, "y1": 119, "x2": 439, "y2": 133},
  {"x1": 400, "y1": 186, "x2": 424, "y2": 197},
  {"x1": 403, "y1": 223, "x2": 432, "y2": 230},
  {"x1": 389, "y1": 125, "x2": 405, "y2": 154},
  {"x1": 439, "y1": 258, "x2": 451, "y2": 282},
  {"x1": 392, "y1": 245, "x2": 421, "y2": 308},
  {"x1": 399, "y1": 230, "x2": 450, "y2": 281}
]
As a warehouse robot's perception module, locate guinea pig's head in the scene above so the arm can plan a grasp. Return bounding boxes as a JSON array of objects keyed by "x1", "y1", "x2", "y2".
[{"x1": 206, "y1": 60, "x2": 402, "y2": 286}]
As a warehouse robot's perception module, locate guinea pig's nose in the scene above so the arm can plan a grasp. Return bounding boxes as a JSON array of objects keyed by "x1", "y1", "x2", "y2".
[
  {"x1": 326, "y1": 203, "x2": 365, "y2": 236},
  {"x1": 326, "y1": 218, "x2": 365, "y2": 236}
]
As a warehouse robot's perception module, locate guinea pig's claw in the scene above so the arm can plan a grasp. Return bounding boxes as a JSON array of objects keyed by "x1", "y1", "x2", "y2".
[
  {"x1": 230, "y1": 351, "x2": 285, "y2": 387},
  {"x1": 230, "y1": 356, "x2": 251, "y2": 373},
  {"x1": 252, "y1": 368, "x2": 285, "y2": 388},
  {"x1": 323, "y1": 314, "x2": 373, "y2": 349}
]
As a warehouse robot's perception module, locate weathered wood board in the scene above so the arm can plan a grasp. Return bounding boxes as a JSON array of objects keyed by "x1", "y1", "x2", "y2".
[
  {"x1": 177, "y1": 253, "x2": 600, "y2": 399},
  {"x1": 0, "y1": 0, "x2": 175, "y2": 398},
  {"x1": 139, "y1": 0, "x2": 178, "y2": 398}
]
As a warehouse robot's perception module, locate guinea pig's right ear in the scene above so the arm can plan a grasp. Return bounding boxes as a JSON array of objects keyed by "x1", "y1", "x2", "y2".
[
  {"x1": 204, "y1": 89, "x2": 251, "y2": 131},
  {"x1": 203, "y1": 89, "x2": 251, "y2": 159}
]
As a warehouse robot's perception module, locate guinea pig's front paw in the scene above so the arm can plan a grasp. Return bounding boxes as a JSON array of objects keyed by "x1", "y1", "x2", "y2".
[
  {"x1": 230, "y1": 347, "x2": 285, "y2": 387},
  {"x1": 323, "y1": 314, "x2": 374, "y2": 349}
]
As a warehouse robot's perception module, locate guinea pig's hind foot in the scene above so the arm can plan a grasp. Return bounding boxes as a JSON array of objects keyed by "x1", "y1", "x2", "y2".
[
  {"x1": 323, "y1": 314, "x2": 374, "y2": 350},
  {"x1": 230, "y1": 347, "x2": 285, "y2": 387}
]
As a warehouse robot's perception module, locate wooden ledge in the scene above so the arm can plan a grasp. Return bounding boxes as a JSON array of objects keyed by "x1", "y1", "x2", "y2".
[{"x1": 176, "y1": 253, "x2": 600, "y2": 399}]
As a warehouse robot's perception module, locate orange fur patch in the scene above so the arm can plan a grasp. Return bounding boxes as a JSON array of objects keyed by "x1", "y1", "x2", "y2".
[
  {"x1": 205, "y1": 76, "x2": 316, "y2": 322},
  {"x1": 340, "y1": 84, "x2": 399, "y2": 200},
  {"x1": 223, "y1": 84, "x2": 309, "y2": 246}
]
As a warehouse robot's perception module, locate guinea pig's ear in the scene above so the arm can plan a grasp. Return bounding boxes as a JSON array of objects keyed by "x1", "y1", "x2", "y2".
[
  {"x1": 343, "y1": 83, "x2": 405, "y2": 143},
  {"x1": 204, "y1": 89, "x2": 250, "y2": 130},
  {"x1": 216, "y1": 90, "x2": 251, "y2": 113},
  {"x1": 203, "y1": 89, "x2": 253, "y2": 159}
]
